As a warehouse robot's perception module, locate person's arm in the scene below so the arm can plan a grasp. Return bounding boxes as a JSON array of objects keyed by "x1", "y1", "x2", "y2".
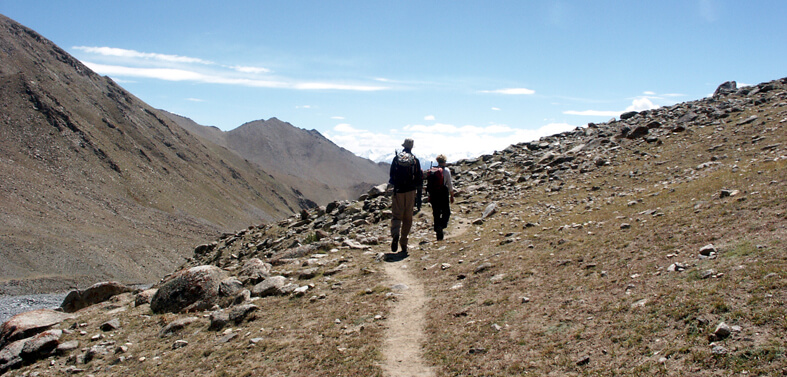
[{"x1": 444, "y1": 167, "x2": 454, "y2": 203}]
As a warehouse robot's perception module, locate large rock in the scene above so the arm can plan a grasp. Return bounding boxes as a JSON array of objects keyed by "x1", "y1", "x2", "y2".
[
  {"x1": 713, "y1": 80, "x2": 737, "y2": 97},
  {"x1": 60, "y1": 281, "x2": 136, "y2": 313},
  {"x1": 0, "y1": 309, "x2": 75, "y2": 349},
  {"x1": 150, "y1": 265, "x2": 228, "y2": 314},
  {"x1": 251, "y1": 276, "x2": 289, "y2": 297},
  {"x1": 237, "y1": 258, "x2": 272, "y2": 285},
  {"x1": 20, "y1": 329, "x2": 62, "y2": 360},
  {"x1": 0, "y1": 338, "x2": 25, "y2": 374},
  {"x1": 0, "y1": 329, "x2": 63, "y2": 374}
]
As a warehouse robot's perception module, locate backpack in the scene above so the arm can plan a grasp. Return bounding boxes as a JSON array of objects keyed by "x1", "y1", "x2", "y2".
[
  {"x1": 391, "y1": 151, "x2": 419, "y2": 189},
  {"x1": 425, "y1": 166, "x2": 445, "y2": 195}
]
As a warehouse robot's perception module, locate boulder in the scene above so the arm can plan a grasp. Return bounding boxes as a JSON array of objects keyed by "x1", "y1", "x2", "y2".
[
  {"x1": 229, "y1": 304, "x2": 259, "y2": 324},
  {"x1": 0, "y1": 338, "x2": 25, "y2": 374},
  {"x1": 620, "y1": 111, "x2": 638, "y2": 120},
  {"x1": 0, "y1": 309, "x2": 75, "y2": 349},
  {"x1": 219, "y1": 277, "x2": 244, "y2": 297},
  {"x1": 251, "y1": 276, "x2": 289, "y2": 297},
  {"x1": 713, "y1": 81, "x2": 737, "y2": 97},
  {"x1": 134, "y1": 288, "x2": 157, "y2": 307},
  {"x1": 0, "y1": 329, "x2": 63, "y2": 374},
  {"x1": 237, "y1": 258, "x2": 272, "y2": 285},
  {"x1": 60, "y1": 281, "x2": 135, "y2": 313},
  {"x1": 20, "y1": 329, "x2": 62, "y2": 360},
  {"x1": 150, "y1": 265, "x2": 228, "y2": 314}
]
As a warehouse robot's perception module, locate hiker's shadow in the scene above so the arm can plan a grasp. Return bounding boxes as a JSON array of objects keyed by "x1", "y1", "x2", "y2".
[{"x1": 382, "y1": 251, "x2": 408, "y2": 262}]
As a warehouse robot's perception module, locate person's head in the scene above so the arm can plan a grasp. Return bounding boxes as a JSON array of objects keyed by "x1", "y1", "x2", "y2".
[
  {"x1": 402, "y1": 138, "x2": 414, "y2": 151},
  {"x1": 436, "y1": 154, "x2": 447, "y2": 166}
]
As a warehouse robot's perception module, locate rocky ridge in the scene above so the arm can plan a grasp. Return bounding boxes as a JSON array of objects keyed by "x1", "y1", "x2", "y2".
[{"x1": 1, "y1": 78, "x2": 785, "y2": 375}]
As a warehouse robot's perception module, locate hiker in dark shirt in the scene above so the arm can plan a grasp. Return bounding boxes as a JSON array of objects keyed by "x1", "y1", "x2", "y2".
[
  {"x1": 426, "y1": 154, "x2": 454, "y2": 241},
  {"x1": 388, "y1": 138, "x2": 422, "y2": 255}
]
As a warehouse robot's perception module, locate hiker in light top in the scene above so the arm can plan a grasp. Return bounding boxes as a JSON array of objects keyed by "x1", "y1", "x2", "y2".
[
  {"x1": 388, "y1": 138, "x2": 422, "y2": 255},
  {"x1": 425, "y1": 154, "x2": 454, "y2": 241}
]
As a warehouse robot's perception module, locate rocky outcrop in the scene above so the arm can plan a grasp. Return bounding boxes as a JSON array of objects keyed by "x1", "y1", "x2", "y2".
[
  {"x1": 0, "y1": 310, "x2": 73, "y2": 374},
  {"x1": 60, "y1": 281, "x2": 136, "y2": 313},
  {"x1": 0, "y1": 310, "x2": 74, "y2": 350}
]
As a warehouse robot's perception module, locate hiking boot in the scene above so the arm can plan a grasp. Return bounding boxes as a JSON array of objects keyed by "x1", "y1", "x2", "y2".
[
  {"x1": 400, "y1": 244, "x2": 408, "y2": 257},
  {"x1": 436, "y1": 227, "x2": 444, "y2": 241},
  {"x1": 391, "y1": 234, "x2": 399, "y2": 252}
]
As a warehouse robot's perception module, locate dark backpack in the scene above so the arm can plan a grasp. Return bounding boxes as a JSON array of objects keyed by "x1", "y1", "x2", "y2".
[
  {"x1": 391, "y1": 151, "x2": 419, "y2": 190},
  {"x1": 425, "y1": 166, "x2": 445, "y2": 195}
]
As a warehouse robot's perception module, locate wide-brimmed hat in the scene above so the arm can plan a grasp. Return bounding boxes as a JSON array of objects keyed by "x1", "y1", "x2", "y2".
[{"x1": 402, "y1": 138, "x2": 414, "y2": 149}]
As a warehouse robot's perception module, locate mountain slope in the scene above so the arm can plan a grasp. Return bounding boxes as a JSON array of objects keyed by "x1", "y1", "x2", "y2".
[
  {"x1": 0, "y1": 14, "x2": 307, "y2": 293},
  {"x1": 5, "y1": 77, "x2": 783, "y2": 376},
  {"x1": 165, "y1": 113, "x2": 390, "y2": 205}
]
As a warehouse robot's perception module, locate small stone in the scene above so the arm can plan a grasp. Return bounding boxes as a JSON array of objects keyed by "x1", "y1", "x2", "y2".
[
  {"x1": 217, "y1": 333, "x2": 237, "y2": 343},
  {"x1": 699, "y1": 244, "x2": 717, "y2": 256},
  {"x1": 521, "y1": 297, "x2": 530, "y2": 303},
  {"x1": 491, "y1": 323, "x2": 502, "y2": 331},
  {"x1": 576, "y1": 355, "x2": 591, "y2": 366},
  {"x1": 620, "y1": 223, "x2": 631, "y2": 229},
  {"x1": 714, "y1": 322, "x2": 731, "y2": 340},
  {"x1": 172, "y1": 340, "x2": 188, "y2": 349},
  {"x1": 474, "y1": 263, "x2": 492, "y2": 274},
  {"x1": 100, "y1": 318, "x2": 120, "y2": 331},
  {"x1": 711, "y1": 345, "x2": 728, "y2": 355},
  {"x1": 440, "y1": 263, "x2": 451, "y2": 270},
  {"x1": 56, "y1": 340, "x2": 80, "y2": 354}
]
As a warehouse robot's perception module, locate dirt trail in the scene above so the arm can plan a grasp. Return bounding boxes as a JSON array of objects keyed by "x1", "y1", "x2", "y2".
[
  {"x1": 381, "y1": 262, "x2": 434, "y2": 377},
  {"x1": 380, "y1": 216, "x2": 469, "y2": 376}
]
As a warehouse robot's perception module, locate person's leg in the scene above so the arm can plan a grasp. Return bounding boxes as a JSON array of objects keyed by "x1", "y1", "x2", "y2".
[
  {"x1": 390, "y1": 192, "x2": 405, "y2": 252},
  {"x1": 400, "y1": 190, "x2": 415, "y2": 252}
]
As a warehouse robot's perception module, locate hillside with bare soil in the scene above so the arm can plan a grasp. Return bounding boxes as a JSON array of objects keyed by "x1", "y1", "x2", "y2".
[{"x1": 0, "y1": 14, "x2": 310, "y2": 294}]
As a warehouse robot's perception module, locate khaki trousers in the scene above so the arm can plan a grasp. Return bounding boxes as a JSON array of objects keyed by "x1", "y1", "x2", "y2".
[{"x1": 391, "y1": 190, "x2": 416, "y2": 249}]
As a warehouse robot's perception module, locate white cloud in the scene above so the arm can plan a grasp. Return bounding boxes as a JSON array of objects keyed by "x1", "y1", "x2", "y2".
[
  {"x1": 331, "y1": 116, "x2": 345, "y2": 120},
  {"x1": 186, "y1": 98, "x2": 205, "y2": 102},
  {"x1": 82, "y1": 62, "x2": 388, "y2": 91},
  {"x1": 74, "y1": 46, "x2": 212, "y2": 65},
  {"x1": 643, "y1": 91, "x2": 656, "y2": 95},
  {"x1": 76, "y1": 46, "x2": 390, "y2": 92},
  {"x1": 626, "y1": 97, "x2": 658, "y2": 112},
  {"x1": 565, "y1": 95, "x2": 663, "y2": 118},
  {"x1": 231, "y1": 65, "x2": 271, "y2": 74},
  {"x1": 491, "y1": 107, "x2": 501, "y2": 111},
  {"x1": 296, "y1": 105, "x2": 312, "y2": 109},
  {"x1": 424, "y1": 115, "x2": 435, "y2": 121},
  {"x1": 324, "y1": 120, "x2": 577, "y2": 164},
  {"x1": 481, "y1": 88, "x2": 536, "y2": 95}
]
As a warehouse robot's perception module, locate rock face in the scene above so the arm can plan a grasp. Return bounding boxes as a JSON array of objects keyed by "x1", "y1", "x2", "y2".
[
  {"x1": 60, "y1": 281, "x2": 136, "y2": 313},
  {"x1": 150, "y1": 266, "x2": 228, "y2": 314}
]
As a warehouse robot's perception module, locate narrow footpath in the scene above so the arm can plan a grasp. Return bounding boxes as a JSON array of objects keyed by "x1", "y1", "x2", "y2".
[
  {"x1": 381, "y1": 261, "x2": 434, "y2": 377},
  {"x1": 380, "y1": 216, "x2": 470, "y2": 376}
]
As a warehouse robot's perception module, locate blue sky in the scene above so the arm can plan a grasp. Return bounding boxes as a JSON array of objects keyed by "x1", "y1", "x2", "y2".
[{"x1": 2, "y1": 1, "x2": 785, "y2": 163}]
